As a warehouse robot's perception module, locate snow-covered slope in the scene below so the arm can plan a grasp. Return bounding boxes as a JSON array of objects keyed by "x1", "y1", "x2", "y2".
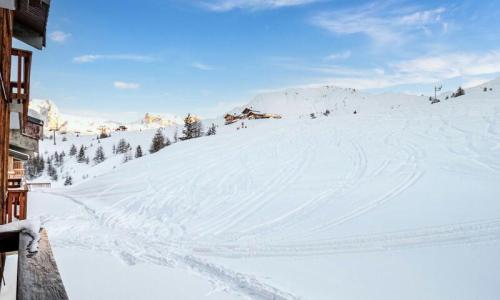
[
  {"x1": 228, "y1": 86, "x2": 425, "y2": 118},
  {"x1": 30, "y1": 79, "x2": 500, "y2": 299}
]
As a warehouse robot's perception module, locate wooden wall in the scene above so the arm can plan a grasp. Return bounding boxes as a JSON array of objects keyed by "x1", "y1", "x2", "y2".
[{"x1": 0, "y1": 8, "x2": 13, "y2": 226}]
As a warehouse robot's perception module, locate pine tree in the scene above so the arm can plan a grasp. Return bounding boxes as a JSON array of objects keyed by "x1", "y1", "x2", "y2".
[
  {"x1": 123, "y1": 149, "x2": 133, "y2": 163},
  {"x1": 77, "y1": 145, "x2": 86, "y2": 163},
  {"x1": 452, "y1": 86, "x2": 465, "y2": 98},
  {"x1": 135, "y1": 145, "x2": 143, "y2": 158},
  {"x1": 58, "y1": 152, "x2": 64, "y2": 166},
  {"x1": 93, "y1": 146, "x2": 106, "y2": 164},
  {"x1": 26, "y1": 156, "x2": 45, "y2": 179},
  {"x1": 69, "y1": 144, "x2": 77, "y2": 156},
  {"x1": 206, "y1": 123, "x2": 217, "y2": 136},
  {"x1": 99, "y1": 131, "x2": 109, "y2": 139},
  {"x1": 310, "y1": 113, "x2": 316, "y2": 119},
  {"x1": 323, "y1": 110, "x2": 331, "y2": 116},
  {"x1": 54, "y1": 151, "x2": 60, "y2": 165},
  {"x1": 116, "y1": 138, "x2": 128, "y2": 154},
  {"x1": 37, "y1": 156, "x2": 45, "y2": 175},
  {"x1": 150, "y1": 129, "x2": 167, "y2": 153},
  {"x1": 182, "y1": 114, "x2": 203, "y2": 140},
  {"x1": 54, "y1": 151, "x2": 64, "y2": 167},
  {"x1": 64, "y1": 176, "x2": 73, "y2": 186},
  {"x1": 112, "y1": 144, "x2": 116, "y2": 154},
  {"x1": 47, "y1": 160, "x2": 58, "y2": 181}
]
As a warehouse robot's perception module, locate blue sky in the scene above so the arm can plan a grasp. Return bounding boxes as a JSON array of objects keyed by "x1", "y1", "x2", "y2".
[{"x1": 20, "y1": 0, "x2": 500, "y2": 120}]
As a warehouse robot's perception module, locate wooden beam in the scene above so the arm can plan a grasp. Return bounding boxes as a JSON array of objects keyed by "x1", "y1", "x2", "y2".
[{"x1": 17, "y1": 229, "x2": 69, "y2": 300}]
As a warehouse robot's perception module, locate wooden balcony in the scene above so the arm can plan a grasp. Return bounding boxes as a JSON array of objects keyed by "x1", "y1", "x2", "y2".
[
  {"x1": 10, "y1": 48, "x2": 32, "y2": 127},
  {"x1": 23, "y1": 116, "x2": 43, "y2": 140},
  {"x1": 2, "y1": 185, "x2": 28, "y2": 224}
]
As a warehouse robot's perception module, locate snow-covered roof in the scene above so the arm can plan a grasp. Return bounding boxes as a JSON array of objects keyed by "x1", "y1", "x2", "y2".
[{"x1": 28, "y1": 108, "x2": 43, "y2": 120}]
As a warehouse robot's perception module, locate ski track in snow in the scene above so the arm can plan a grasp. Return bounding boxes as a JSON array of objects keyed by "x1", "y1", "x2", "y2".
[{"x1": 33, "y1": 89, "x2": 500, "y2": 299}]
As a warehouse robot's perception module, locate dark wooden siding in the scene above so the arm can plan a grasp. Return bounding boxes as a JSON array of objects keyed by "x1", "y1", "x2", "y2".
[{"x1": 0, "y1": 7, "x2": 13, "y2": 226}]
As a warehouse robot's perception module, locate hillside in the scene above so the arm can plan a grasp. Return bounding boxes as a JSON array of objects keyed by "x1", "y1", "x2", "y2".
[{"x1": 27, "y1": 79, "x2": 500, "y2": 299}]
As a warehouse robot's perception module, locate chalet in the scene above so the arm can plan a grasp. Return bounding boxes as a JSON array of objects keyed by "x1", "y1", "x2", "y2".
[
  {"x1": 224, "y1": 113, "x2": 240, "y2": 125},
  {"x1": 0, "y1": 1, "x2": 68, "y2": 299},
  {"x1": 224, "y1": 108, "x2": 282, "y2": 125}
]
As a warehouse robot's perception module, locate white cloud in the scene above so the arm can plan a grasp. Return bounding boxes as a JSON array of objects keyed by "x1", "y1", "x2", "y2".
[
  {"x1": 275, "y1": 50, "x2": 500, "y2": 91},
  {"x1": 393, "y1": 50, "x2": 500, "y2": 78},
  {"x1": 200, "y1": 0, "x2": 319, "y2": 11},
  {"x1": 49, "y1": 31, "x2": 71, "y2": 42},
  {"x1": 191, "y1": 62, "x2": 214, "y2": 71},
  {"x1": 73, "y1": 54, "x2": 155, "y2": 63},
  {"x1": 311, "y1": 3, "x2": 447, "y2": 45},
  {"x1": 113, "y1": 81, "x2": 140, "y2": 90},
  {"x1": 325, "y1": 51, "x2": 351, "y2": 60}
]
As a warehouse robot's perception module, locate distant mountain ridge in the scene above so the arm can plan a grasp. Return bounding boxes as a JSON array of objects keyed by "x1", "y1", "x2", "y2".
[{"x1": 29, "y1": 99, "x2": 182, "y2": 135}]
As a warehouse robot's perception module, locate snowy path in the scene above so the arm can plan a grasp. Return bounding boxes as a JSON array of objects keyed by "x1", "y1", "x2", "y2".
[{"x1": 31, "y1": 92, "x2": 500, "y2": 299}]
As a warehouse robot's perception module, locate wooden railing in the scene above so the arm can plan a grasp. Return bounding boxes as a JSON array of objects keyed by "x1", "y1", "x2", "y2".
[
  {"x1": 26, "y1": 182, "x2": 51, "y2": 190},
  {"x1": 2, "y1": 188, "x2": 28, "y2": 223},
  {"x1": 8, "y1": 168, "x2": 24, "y2": 179},
  {"x1": 0, "y1": 229, "x2": 69, "y2": 299},
  {"x1": 10, "y1": 48, "x2": 31, "y2": 101},
  {"x1": 10, "y1": 48, "x2": 32, "y2": 127}
]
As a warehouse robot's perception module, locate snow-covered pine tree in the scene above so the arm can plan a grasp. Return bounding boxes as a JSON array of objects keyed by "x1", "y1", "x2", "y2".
[
  {"x1": 310, "y1": 113, "x2": 316, "y2": 119},
  {"x1": 37, "y1": 156, "x2": 45, "y2": 175},
  {"x1": 77, "y1": 145, "x2": 86, "y2": 163},
  {"x1": 64, "y1": 176, "x2": 73, "y2": 186},
  {"x1": 58, "y1": 152, "x2": 64, "y2": 167},
  {"x1": 150, "y1": 129, "x2": 166, "y2": 153},
  {"x1": 206, "y1": 123, "x2": 217, "y2": 136},
  {"x1": 116, "y1": 138, "x2": 128, "y2": 154},
  {"x1": 123, "y1": 149, "x2": 133, "y2": 163},
  {"x1": 26, "y1": 156, "x2": 44, "y2": 179},
  {"x1": 93, "y1": 146, "x2": 106, "y2": 164},
  {"x1": 69, "y1": 144, "x2": 77, "y2": 156},
  {"x1": 135, "y1": 145, "x2": 143, "y2": 158},
  {"x1": 47, "y1": 160, "x2": 58, "y2": 181},
  {"x1": 54, "y1": 151, "x2": 60, "y2": 166},
  {"x1": 112, "y1": 144, "x2": 116, "y2": 154}
]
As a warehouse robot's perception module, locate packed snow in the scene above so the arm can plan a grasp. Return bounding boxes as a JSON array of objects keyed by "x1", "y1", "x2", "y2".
[{"x1": 18, "y1": 80, "x2": 500, "y2": 299}]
